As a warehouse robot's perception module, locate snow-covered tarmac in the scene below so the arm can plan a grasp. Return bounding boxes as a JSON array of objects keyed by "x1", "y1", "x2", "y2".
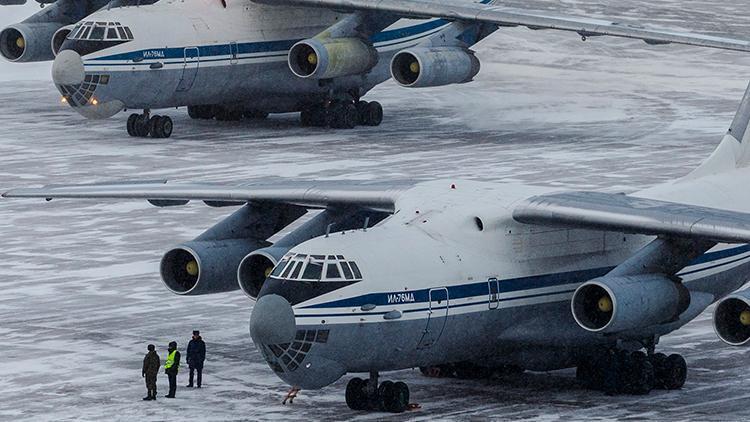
[{"x1": 2, "y1": 0, "x2": 750, "y2": 420}]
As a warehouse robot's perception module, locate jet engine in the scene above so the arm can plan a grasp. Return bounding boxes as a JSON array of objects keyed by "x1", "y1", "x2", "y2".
[
  {"x1": 0, "y1": 0, "x2": 108, "y2": 62},
  {"x1": 713, "y1": 288, "x2": 750, "y2": 346},
  {"x1": 571, "y1": 275, "x2": 690, "y2": 334},
  {"x1": 161, "y1": 239, "x2": 267, "y2": 295},
  {"x1": 288, "y1": 37, "x2": 377, "y2": 79},
  {"x1": 51, "y1": 24, "x2": 74, "y2": 56},
  {"x1": 0, "y1": 23, "x2": 60, "y2": 62},
  {"x1": 390, "y1": 47, "x2": 480, "y2": 88},
  {"x1": 237, "y1": 246, "x2": 289, "y2": 299}
]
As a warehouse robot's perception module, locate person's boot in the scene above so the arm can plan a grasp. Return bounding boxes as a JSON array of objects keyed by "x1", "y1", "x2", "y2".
[{"x1": 152, "y1": 390, "x2": 157, "y2": 400}]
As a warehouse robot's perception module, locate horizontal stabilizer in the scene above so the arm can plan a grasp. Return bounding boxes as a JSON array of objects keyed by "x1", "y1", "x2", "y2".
[
  {"x1": 513, "y1": 191, "x2": 750, "y2": 243},
  {"x1": 2, "y1": 180, "x2": 406, "y2": 213}
]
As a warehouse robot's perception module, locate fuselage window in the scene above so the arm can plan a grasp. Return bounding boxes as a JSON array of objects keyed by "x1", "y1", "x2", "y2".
[
  {"x1": 271, "y1": 260, "x2": 289, "y2": 277},
  {"x1": 349, "y1": 262, "x2": 362, "y2": 279},
  {"x1": 124, "y1": 27, "x2": 134, "y2": 40},
  {"x1": 117, "y1": 27, "x2": 127, "y2": 39},
  {"x1": 107, "y1": 28, "x2": 119, "y2": 40},
  {"x1": 325, "y1": 263, "x2": 341, "y2": 279},
  {"x1": 80, "y1": 27, "x2": 91, "y2": 39},
  {"x1": 69, "y1": 25, "x2": 83, "y2": 39},
  {"x1": 340, "y1": 262, "x2": 354, "y2": 280}
]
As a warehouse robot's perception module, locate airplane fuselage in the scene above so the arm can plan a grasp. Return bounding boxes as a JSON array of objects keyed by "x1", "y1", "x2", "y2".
[
  {"x1": 54, "y1": 0, "x2": 460, "y2": 119},
  {"x1": 249, "y1": 179, "x2": 750, "y2": 389}
]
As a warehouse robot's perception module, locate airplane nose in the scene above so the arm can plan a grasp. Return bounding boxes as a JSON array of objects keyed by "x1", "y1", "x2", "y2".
[
  {"x1": 249, "y1": 294, "x2": 296, "y2": 345},
  {"x1": 52, "y1": 50, "x2": 84, "y2": 86}
]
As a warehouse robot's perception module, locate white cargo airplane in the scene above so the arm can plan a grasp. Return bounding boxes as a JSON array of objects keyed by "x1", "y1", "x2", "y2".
[
  {"x1": 7, "y1": 81, "x2": 750, "y2": 412},
  {"x1": 3, "y1": 0, "x2": 750, "y2": 138}
]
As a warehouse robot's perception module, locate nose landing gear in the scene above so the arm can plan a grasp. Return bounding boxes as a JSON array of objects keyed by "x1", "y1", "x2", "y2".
[
  {"x1": 126, "y1": 111, "x2": 173, "y2": 139},
  {"x1": 345, "y1": 371, "x2": 410, "y2": 413}
]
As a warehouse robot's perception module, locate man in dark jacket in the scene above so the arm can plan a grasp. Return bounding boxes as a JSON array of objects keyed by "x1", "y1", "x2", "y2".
[
  {"x1": 186, "y1": 330, "x2": 206, "y2": 388},
  {"x1": 164, "y1": 341, "x2": 181, "y2": 398},
  {"x1": 142, "y1": 344, "x2": 160, "y2": 401}
]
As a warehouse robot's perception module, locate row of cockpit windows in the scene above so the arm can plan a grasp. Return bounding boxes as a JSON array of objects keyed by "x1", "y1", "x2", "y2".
[
  {"x1": 68, "y1": 22, "x2": 134, "y2": 42},
  {"x1": 270, "y1": 254, "x2": 362, "y2": 282}
]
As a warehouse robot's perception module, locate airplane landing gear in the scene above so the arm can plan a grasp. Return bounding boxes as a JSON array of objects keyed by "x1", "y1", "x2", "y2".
[
  {"x1": 577, "y1": 349, "x2": 687, "y2": 395},
  {"x1": 345, "y1": 371, "x2": 409, "y2": 413},
  {"x1": 301, "y1": 100, "x2": 383, "y2": 129},
  {"x1": 127, "y1": 111, "x2": 173, "y2": 138}
]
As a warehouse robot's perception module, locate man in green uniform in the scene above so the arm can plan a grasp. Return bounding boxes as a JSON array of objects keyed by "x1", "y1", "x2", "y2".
[
  {"x1": 164, "y1": 341, "x2": 181, "y2": 398},
  {"x1": 142, "y1": 344, "x2": 160, "y2": 401}
]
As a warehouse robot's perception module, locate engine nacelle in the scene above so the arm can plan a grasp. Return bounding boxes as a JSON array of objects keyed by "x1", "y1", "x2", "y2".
[
  {"x1": 714, "y1": 288, "x2": 750, "y2": 346},
  {"x1": 160, "y1": 239, "x2": 265, "y2": 295},
  {"x1": 0, "y1": 22, "x2": 61, "y2": 62},
  {"x1": 288, "y1": 37, "x2": 377, "y2": 79},
  {"x1": 237, "y1": 246, "x2": 291, "y2": 300},
  {"x1": 51, "y1": 25, "x2": 74, "y2": 57},
  {"x1": 390, "y1": 47, "x2": 480, "y2": 88},
  {"x1": 571, "y1": 275, "x2": 690, "y2": 334}
]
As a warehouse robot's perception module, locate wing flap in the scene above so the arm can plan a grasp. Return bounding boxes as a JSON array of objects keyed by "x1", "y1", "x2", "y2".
[
  {"x1": 2, "y1": 181, "x2": 406, "y2": 213},
  {"x1": 513, "y1": 191, "x2": 750, "y2": 243},
  {"x1": 269, "y1": 0, "x2": 750, "y2": 52}
]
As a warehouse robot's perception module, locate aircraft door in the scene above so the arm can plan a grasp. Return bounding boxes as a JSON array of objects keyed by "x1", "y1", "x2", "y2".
[
  {"x1": 488, "y1": 277, "x2": 499, "y2": 309},
  {"x1": 417, "y1": 287, "x2": 449, "y2": 349},
  {"x1": 176, "y1": 47, "x2": 200, "y2": 92}
]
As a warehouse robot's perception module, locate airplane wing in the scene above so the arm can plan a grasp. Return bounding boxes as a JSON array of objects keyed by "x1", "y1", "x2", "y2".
[
  {"x1": 1, "y1": 180, "x2": 408, "y2": 213},
  {"x1": 262, "y1": 0, "x2": 750, "y2": 52},
  {"x1": 513, "y1": 191, "x2": 750, "y2": 244}
]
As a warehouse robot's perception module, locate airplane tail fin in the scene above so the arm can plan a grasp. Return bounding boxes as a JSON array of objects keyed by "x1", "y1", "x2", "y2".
[{"x1": 685, "y1": 80, "x2": 750, "y2": 179}]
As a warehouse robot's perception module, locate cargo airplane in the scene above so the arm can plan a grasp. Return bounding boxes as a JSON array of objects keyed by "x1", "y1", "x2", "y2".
[
  {"x1": 7, "y1": 79, "x2": 750, "y2": 412},
  {"x1": 3, "y1": 0, "x2": 750, "y2": 137}
]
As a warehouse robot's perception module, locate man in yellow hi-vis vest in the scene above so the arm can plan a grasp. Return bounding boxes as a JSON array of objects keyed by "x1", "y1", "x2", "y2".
[{"x1": 164, "y1": 341, "x2": 181, "y2": 398}]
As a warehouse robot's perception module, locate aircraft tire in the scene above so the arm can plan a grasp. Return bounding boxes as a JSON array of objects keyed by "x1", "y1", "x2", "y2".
[
  {"x1": 660, "y1": 354, "x2": 687, "y2": 390},
  {"x1": 355, "y1": 101, "x2": 369, "y2": 125},
  {"x1": 345, "y1": 377, "x2": 368, "y2": 411},
  {"x1": 157, "y1": 116, "x2": 173, "y2": 139},
  {"x1": 363, "y1": 102, "x2": 383, "y2": 126},
  {"x1": 625, "y1": 352, "x2": 654, "y2": 395},
  {"x1": 135, "y1": 115, "x2": 150, "y2": 137},
  {"x1": 149, "y1": 115, "x2": 161, "y2": 138},
  {"x1": 127, "y1": 113, "x2": 139, "y2": 137},
  {"x1": 378, "y1": 380, "x2": 408, "y2": 413},
  {"x1": 649, "y1": 352, "x2": 668, "y2": 389},
  {"x1": 329, "y1": 103, "x2": 357, "y2": 129}
]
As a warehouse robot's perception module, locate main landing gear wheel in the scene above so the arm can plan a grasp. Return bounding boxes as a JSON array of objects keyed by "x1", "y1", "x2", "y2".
[
  {"x1": 345, "y1": 373, "x2": 409, "y2": 413},
  {"x1": 300, "y1": 100, "x2": 383, "y2": 129},
  {"x1": 577, "y1": 349, "x2": 685, "y2": 395}
]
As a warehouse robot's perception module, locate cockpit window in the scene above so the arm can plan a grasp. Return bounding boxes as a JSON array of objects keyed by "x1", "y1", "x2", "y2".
[
  {"x1": 68, "y1": 21, "x2": 135, "y2": 42},
  {"x1": 270, "y1": 253, "x2": 362, "y2": 282}
]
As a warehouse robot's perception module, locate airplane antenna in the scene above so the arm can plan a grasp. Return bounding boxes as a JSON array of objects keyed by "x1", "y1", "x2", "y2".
[
  {"x1": 325, "y1": 223, "x2": 333, "y2": 238},
  {"x1": 363, "y1": 216, "x2": 370, "y2": 232}
]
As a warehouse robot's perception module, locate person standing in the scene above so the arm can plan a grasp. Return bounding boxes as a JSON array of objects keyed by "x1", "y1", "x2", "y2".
[
  {"x1": 164, "y1": 341, "x2": 181, "y2": 398},
  {"x1": 186, "y1": 330, "x2": 206, "y2": 388},
  {"x1": 142, "y1": 344, "x2": 160, "y2": 401}
]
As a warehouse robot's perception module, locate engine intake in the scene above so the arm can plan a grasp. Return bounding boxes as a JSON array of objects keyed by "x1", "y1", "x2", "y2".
[
  {"x1": 288, "y1": 37, "x2": 377, "y2": 79},
  {"x1": 237, "y1": 247, "x2": 290, "y2": 300},
  {"x1": 51, "y1": 25, "x2": 74, "y2": 56},
  {"x1": 1, "y1": 23, "x2": 60, "y2": 62},
  {"x1": 714, "y1": 289, "x2": 750, "y2": 346},
  {"x1": 160, "y1": 239, "x2": 264, "y2": 295},
  {"x1": 571, "y1": 275, "x2": 690, "y2": 333},
  {"x1": 390, "y1": 47, "x2": 480, "y2": 88}
]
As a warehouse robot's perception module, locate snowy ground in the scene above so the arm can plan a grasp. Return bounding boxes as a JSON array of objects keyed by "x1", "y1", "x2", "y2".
[{"x1": 2, "y1": 0, "x2": 750, "y2": 420}]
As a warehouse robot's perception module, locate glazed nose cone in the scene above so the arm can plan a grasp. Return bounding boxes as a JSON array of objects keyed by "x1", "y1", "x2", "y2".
[
  {"x1": 52, "y1": 50, "x2": 84, "y2": 86},
  {"x1": 249, "y1": 294, "x2": 296, "y2": 345}
]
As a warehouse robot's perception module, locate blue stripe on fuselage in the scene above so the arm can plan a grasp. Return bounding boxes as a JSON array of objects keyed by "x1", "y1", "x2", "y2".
[{"x1": 299, "y1": 244, "x2": 750, "y2": 310}]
